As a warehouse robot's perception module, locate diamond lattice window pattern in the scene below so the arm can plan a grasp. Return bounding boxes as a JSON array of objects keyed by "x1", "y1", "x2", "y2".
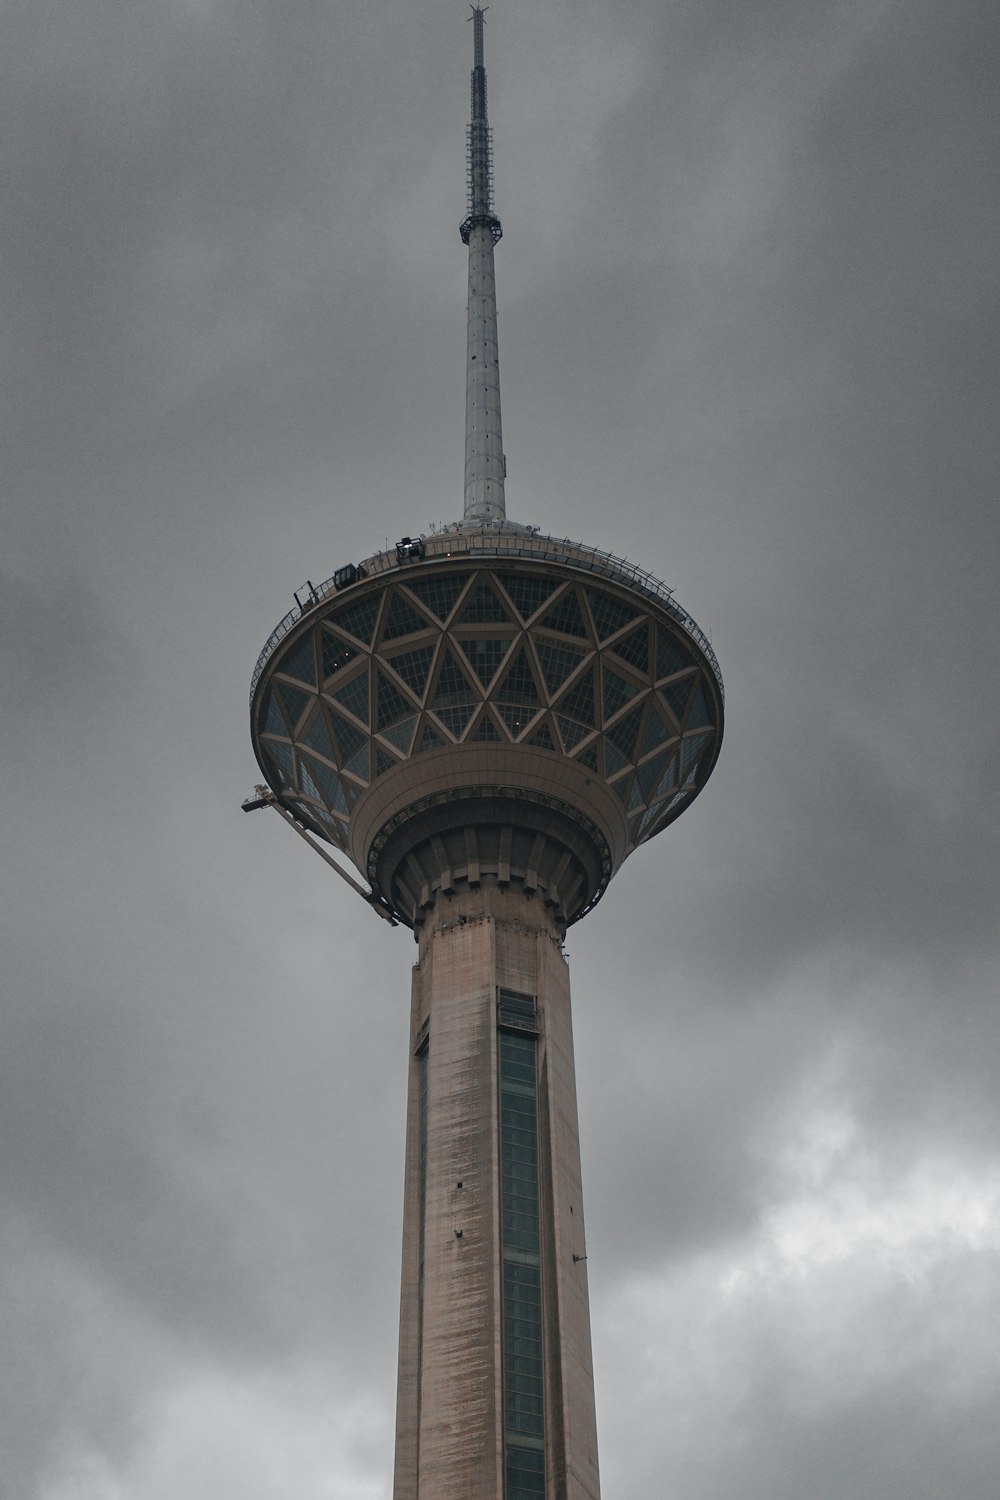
[
  {"x1": 279, "y1": 633, "x2": 317, "y2": 687},
  {"x1": 534, "y1": 640, "x2": 586, "y2": 696},
  {"x1": 434, "y1": 703, "x2": 477, "y2": 738},
  {"x1": 302, "y1": 707, "x2": 334, "y2": 760},
  {"x1": 611, "y1": 622, "x2": 650, "y2": 674},
  {"x1": 332, "y1": 710, "x2": 368, "y2": 764},
  {"x1": 320, "y1": 629, "x2": 359, "y2": 681},
  {"x1": 497, "y1": 649, "x2": 540, "y2": 707},
  {"x1": 458, "y1": 581, "x2": 511, "y2": 624},
  {"x1": 331, "y1": 671, "x2": 370, "y2": 725},
  {"x1": 345, "y1": 743, "x2": 372, "y2": 782},
  {"x1": 539, "y1": 588, "x2": 588, "y2": 638},
  {"x1": 459, "y1": 637, "x2": 511, "y2": 688},
  {"x1": 262, "y1": 690, "x2": 285, "y2": 737},
  {"x1": 661, "y1": 675, "x2": 694, "y2": 726},
  {"x1": 586, "y1": 588, "x2": 639, "y2": 642},
  {"x1": 655, "y1": 623, "x2": 695, "y2": 681},
  {"x1": 494, "y1": 573, "x2": 559, "y2": 622},
  {"x1": 329, "y1": 594, "x2": 380, "y2": 645},
  {"x1": 556, "y1": 665, "x2": 596, "y2": 727},
  {"x1": 606, "y1": 704, "x2": 644, "y2": 762},
  {"x1": 377, "y1": 671, "x2": 415, "y2": 730},
  {"x1": 602, "y1": 666, "x2": 639, "y2": 720},
  {"x1": 382, "y1": 592, "x2": 430, "y2": 642},
  {"x1": 405, "y1": 573, "x2": 470, "y2": 621},
  {"x1": 433, "y1": 649, "x2": 479, "y2": 708},
  {"x1": 387, "y1": 644, "x2": 437, "y2": 698}
]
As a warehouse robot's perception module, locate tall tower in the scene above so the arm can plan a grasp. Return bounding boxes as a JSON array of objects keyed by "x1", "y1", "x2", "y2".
[{"x1": 246, "y1": 12, "x2": 723, "y2": 1499}]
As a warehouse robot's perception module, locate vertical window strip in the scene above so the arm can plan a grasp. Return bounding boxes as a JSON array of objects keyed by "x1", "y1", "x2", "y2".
[
  {"x1": 417, "y1": 1038, "x2": 429, "y2": 1296},
  {"x1": 499, "y1": 991, "x2": 545, "y2": 1498}
]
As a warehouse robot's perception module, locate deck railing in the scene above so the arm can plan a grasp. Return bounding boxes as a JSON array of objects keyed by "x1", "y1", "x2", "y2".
[{"x1": 250, "y1": 525, "x2": 724, "y2": 703}]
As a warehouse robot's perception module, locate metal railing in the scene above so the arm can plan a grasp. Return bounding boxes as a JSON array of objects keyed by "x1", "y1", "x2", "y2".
[{"x1": 250, "y1": 523, "x2": 724, "y2": 703}]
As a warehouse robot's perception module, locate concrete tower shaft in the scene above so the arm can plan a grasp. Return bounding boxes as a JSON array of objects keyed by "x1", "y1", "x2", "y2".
[
  {"x1": 393, "y1": 885, "x2": 600, "y2": 1500},
  {"x1": 462, "y1": 7, "x2": 505, "y2": 523}
]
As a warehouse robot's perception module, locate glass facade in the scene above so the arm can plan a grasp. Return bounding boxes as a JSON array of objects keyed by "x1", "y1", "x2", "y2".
[
  {"x1": 498, "y1": 990, "x2": 545, "y2": 1499},
  {"x1": 256, "y1": 565, "x2": 720, "y2": 870}
]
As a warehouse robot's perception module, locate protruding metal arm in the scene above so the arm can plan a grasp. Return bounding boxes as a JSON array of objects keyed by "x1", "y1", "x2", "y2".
[{"x1": 242, "y1": 787, "x2": 399, "y2": 925}]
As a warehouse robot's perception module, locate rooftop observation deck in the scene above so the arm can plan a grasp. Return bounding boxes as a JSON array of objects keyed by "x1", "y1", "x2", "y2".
[{"x1": 250, "y1": 521, "x2": 723, "y2": 705}]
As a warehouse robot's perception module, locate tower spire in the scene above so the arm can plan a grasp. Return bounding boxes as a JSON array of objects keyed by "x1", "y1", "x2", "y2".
[{"x1": 461, "y1": 5, "x2": 506, "y2": 523}]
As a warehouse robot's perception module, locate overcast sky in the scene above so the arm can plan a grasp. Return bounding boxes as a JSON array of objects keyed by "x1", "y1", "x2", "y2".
[{"x1": 3, "y1": 0, "x2": 998, "y2": 1496}]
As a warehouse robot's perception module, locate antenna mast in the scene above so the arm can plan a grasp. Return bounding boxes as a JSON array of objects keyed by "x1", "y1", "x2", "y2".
[{"x1": 461, "y1": 5, "x2": 506, "y2": 522}]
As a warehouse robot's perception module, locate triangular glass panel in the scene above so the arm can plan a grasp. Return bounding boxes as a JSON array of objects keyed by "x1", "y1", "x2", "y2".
[
  {"x1": 527, "y1": 721, "x2": 555, "y2": 751},
  {"x1": 471, "y1": 710, "x2": 501, "y2": 741},
  {"x1": 328, "y1": 594, "x2": 380, "y2": 645},
  {"x1": 297, "y1": 758, "x2": 325, "y2": 804},
  {"x1": 534, "y1": 640, "x2": 587, "y2": 697},
  {"x1": 374, "y1": 747, "x2": 395, "y2": 777},
  {"x1": 301, "y1": 752, "x2": 349, "y2": 815},
  {"x1": 405, "y1": 573, "x2": 470, "y2": 621},
  {"x1": 276, "y1": 681, "x2": 313, "y2": 730},
  {"x1": 654, "y1": 753, "x2": 679, "y2": 800},
  {"x1": 496, "y1": 702, "x2": 538, "y2": 738},
  {"x1": 320, "y1": 628, "x2": 359, "y2": 681},
  {"x1": 603, "y1": 738, "x2": 630, "y2": 778},
  {"x1": 377, "y1": 669, "x2": 415, "y2": 730},
  {"x1": 458, "y1": 581, "x2": 511, "y2": 624},
  {"x1": 628, "y1": 777, "x2": 643, "y2": 812},
  {"x1": 459, "y1": 637, "x2": 511, "y2": 689},
  {"x1": 380, "y1": 715, "x2": 417, "y2": 755},
  {"x1": 344, "y1": 743, "x2": 372, "y2": 782},
  {"x1": 687, "y1": 683, "x2": 713, "y2": 729},
  {"x1": 606, "y1": 703, "x2": 643, "y2": 762},
  {"x1": 555, "y1": 664, "x2": 595, "y2": 726},
  {"x1": 497, "y1": 648, "x2": 541, "y2": 709},
  {"x1": 586, "y1": 588, "x2": 639, "y2": 642},
  {"x1": 279, "y1": 632, "x2": 317, "y2": 687},
  {"x1": 612, "y1": 622, "x2": 650, "y2": 674},
  {"x1": 331, "y1": 710, "x2": 368, "y2": 764},
  {"x1": 303, "y1": 707, "x2": 335, "y2": 761},
  {"x1": 556, "y1": 714, "x2": 592, "y2": 752},
  {"x1": 602, "y1": 666, "x2": 639, "y2": 720},
  {"x1": 655, "y1": 624, "x2": 695, "y2": 681},
  {"x1": 493, "y1": 572, "x2": 559, "y2": 622},
  {"x1": 262, "y1": 737, "x2": 294, "y2": 787},
  {"x1": 638, "y1": 802, "x2": 662, "y2": 838},
  {"x1": 262, "y1": 689, "x2": 286, "y2": 737},
  {"x1": 682, "y1": 730, "x2": 712, "y2": 773},
  {"x1": 640, "y1": 702, "x2": 673, "y2": 757},
  {"x1": 432, "y1": 703, "x2": 476, "y2": 739},
  {"x1": 613, "y1": 774, "x2": 633, "y2": 808},
  {"x1": 331, "y1": 670, "x2": 370, "y2": 725},
  {"x1": 576, "y1": 743, "x2": 599, "y2": 772},
  {"x1": 416, "y1": 722, "x2": 446, "y2": 754},
  {"x1": 386, "y1": 644, "x2": 436, "y2": 699},
  {"x1": 637, "y1": 752, "x2": 671, "y2": 803},
  {"x1": 661, "y1": 674, "x2": 694, "y2": 726},
  {"x1": 381, "y1": 591, "x2": 430, "y2": 642},
  {"x1": 683, "y1": 767, "x2": 698, "y2": 790},
  {"x1": 432, "y1": 648, "x2": 478, "y2": 709},
  {"x1": 540, "y1": 588, "x2": 588, "y2": 638}
]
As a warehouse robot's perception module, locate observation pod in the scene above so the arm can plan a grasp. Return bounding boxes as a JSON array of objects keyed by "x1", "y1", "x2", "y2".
[
  {"x1": 249, "y1": 523, "x2": 723, "y2": 935},
  {"x1": 247, "y1": 11, "x2": 722, "y2": 1500}
]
